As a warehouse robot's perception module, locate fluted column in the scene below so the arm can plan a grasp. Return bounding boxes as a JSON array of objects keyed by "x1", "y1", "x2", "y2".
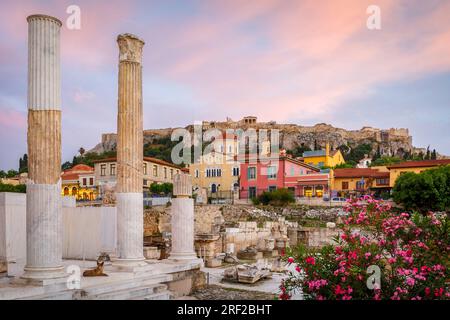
[
  {"x1": 115, "y1": 34, "x2": 146, "y2": 266},
  {"x1": 169, "y1": 174, "x2": 197, "y2": 260},
  {"x1": 23, "y1": 14, "x2": 65, "y2": 280}
]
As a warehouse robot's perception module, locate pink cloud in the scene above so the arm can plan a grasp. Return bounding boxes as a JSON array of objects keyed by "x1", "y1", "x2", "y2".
[
  {"x1": 149, "y1": 0, "x2": 450, "y2": 122},
  {"x1": 0, "y1": 108, "x2": 26, "y2": 128}
]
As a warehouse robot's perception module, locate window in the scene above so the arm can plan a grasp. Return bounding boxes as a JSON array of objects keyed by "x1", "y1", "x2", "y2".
[
  {"x1": 153, "y1": 165, "x2": 158, "y2": 177},
  {"x1": 300, "y1": 169, "x2": 304, "y2": 175},
  {"x1": 143, "y1": 163, "x2": 147, "y2": 175},
  {"x1": 342, "y1": 181, "x2": 349, "y2": 190},
  {"x1": 217, "y1": 168, "x2": 222, "y2": 177},
  {"x1": 110, "y1": 164, "x2": 116, "y2": 176},
  {"x1": 143, "y1": 179, "x2": 147, "y2": 186},
  {"x1": 195, "y1": 169, "x2": 199, "y2": 178},
  {"x1": 232, "y1": 167, "x2": 240, "y2": 176},
  {"x1": 356, "y1": 181, "x2": 365, "y2": 190},
  {"x1": 100, "y1": 164, "x2": 106, "y2": 176},
  {"x1": 376, "y1": 178, "x2": 389, "y2": 185},
  {"x1": 290, "y1": 167, "x2": 294, "y2": 176},
  {"x1": 268, "y1": 166, "x2": 277, "y2": 179},
  {"x1": 247, "y1": 167, "x2": 256, "y2": 180},
  {"x1": 268, "y1": 186, "x2": 277, "y2": 192},
  {"x1": 89, "y1": 177, "x2": 94, "y2": 186},
  {"x1": 164, "y1": 167, "x2": 167, "y2": 179},
  {"x1": 170, "y1": 169, "x2": 174, "y2": 179},
  {"x1": 82, "y1": 178, "x2": 87, "y2": 186}
]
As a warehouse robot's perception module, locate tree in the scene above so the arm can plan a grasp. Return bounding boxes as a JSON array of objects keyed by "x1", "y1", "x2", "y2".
[
  {"x1": 19, "y1": 153, "x2": 28, "y2": 173},
  {"x1": 344, "y1": 144, "x2": 372, "y2": 163},
  {"x1": 370, "y1": 156, "x2": 402, "y2": 167},
  {"x1": 0, "y1": 170, "x2": 6, "y2": 178},
  {"x1": 431, "y1": 149, "x2": 437, "y2": 160},
  {"x1": 79, "y1": 147, "x2": 86, "y2": 158},
  {"x1": 62, "y1": 161, "x2": 72, "y2": 171},
  {"x1": 392, "y1": 165, "x2": 450, "y2": 212},
  {"x1": 6, "y1": 170, "x2": 18, "y2": 178},
  {"x1": 425, "y1": 146, "x2": 431, "y2": 160}
]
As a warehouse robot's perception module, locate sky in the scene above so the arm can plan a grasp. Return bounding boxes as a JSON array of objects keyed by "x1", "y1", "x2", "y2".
[{"x1": 0, "y1": 0, "x2": 449, "y2": 170}]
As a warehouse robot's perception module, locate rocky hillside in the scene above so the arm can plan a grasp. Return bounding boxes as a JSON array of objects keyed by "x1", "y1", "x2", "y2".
[{"x1": 89, "y1": 118, "x2": 417, "y2": 158}]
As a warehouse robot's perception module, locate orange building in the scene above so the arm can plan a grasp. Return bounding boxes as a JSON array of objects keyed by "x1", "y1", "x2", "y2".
[{"x1": 61, "y1": 164, "x2": 98, "y2": 201}]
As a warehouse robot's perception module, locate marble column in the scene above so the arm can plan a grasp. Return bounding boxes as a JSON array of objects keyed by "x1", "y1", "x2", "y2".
[
  {"x1": 115, "y1": 34, "x2": 146, "y2": 266},
  {"x1": 169, "y1": 174, "x2": 197, "y2": 260},
  {"x1": 23, "y1": 15, "x2": 65, "y2": 280}
]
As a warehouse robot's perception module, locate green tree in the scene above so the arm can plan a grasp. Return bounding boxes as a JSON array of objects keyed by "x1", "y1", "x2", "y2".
[
  {"x1": 431, "y1": 149, "x2": 437, "y2": 160},
  {"x1": 19, "y1": 153, "x2": 28, "y2": 173},
  {"x1": 0, "y1": 183, "x2": 26, "y2": 193},
  {"x1": 344, "y1": 144, "x2": 372, "y2": 163},
  {"x1": 392, "y1": 165, "x2": 450, "y2": 212},
  {"x1": 6, "y1": 170, "x2": 18, "y2": 178},
  {"x1": 62, "y1": 161, "x2": 72, "y2": 171},
  {"x1": 370, "y1": 156, "x2": 402, "y2": 167}
]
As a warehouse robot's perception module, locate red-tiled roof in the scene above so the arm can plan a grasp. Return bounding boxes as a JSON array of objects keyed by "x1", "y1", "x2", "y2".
[
  {"x1": 61, "y1": 164, "x2": 94, "y2": 181},
  {"x1": 70, "y1": 164, "x2": 94, "y2": 172},
  {"x1": 387, "y1": 159, "x2": 450, "y2": 169},
  {"x1": 333, "y1": 168, "x2": 389, "y2": 179}
]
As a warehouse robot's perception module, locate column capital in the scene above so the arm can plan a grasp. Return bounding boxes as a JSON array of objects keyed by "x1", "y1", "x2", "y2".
[
  {"x1": 117, "y1": 33, "x2": 145, "y2": 63},
  {"x1": 27, "y1": 14, "x2": 62, "y2": 27}
]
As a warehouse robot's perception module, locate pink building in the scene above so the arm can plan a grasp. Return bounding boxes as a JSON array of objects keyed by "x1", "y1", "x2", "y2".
[{"x1": 239, "y1": 156, "x2": 329, "y2": 199}]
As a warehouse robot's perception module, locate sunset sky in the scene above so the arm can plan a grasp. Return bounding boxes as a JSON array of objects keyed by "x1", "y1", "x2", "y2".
[{"x1": 0, "y1": 0, "x2": 449, "y2": 169}]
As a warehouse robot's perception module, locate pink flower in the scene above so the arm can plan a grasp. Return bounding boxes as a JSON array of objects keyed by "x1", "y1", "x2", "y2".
[
  {"x1": 405, "y1": 277, "x2": 415, "y2": 287},
  {"x1": 295, "y1": 266, "x2": 301, "y2": 273},
  {"x1": 287, "y1": 257, "x2": 294, "y2": 264},
  {"x1": 365, "y1": 252, "x2": 372, "y2": 260}
]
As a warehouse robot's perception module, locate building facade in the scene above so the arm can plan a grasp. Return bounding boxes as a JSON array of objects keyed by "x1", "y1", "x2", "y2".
[
  {"x1": 189, "y1": 134, "x2": 240, "y2": 197},
  {"x1": 331, "y1": 168, "x2": 390, "y2": 197},
  {"x1": 302, "y1": 143, "x2": 345, "y2": 168},
  {"x1": 387, "y1": 159, "x2": 450, "y2": 187},
  {"x1": 94, "y1": 157, "x2": 184, "y2": 191},
  {"x1": 239, "y1": 156, "x2": 323, "y2": 199},
  {"x1": 61, "y1": 164, "x2": 98, "y2": 200}
]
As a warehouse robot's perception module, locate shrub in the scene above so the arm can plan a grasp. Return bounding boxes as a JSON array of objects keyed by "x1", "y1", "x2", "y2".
[
  {"x1": 150, "y1": 182, "x2": 173, "y2": 195},
  {"x1": 280, "y1": 196, "x2": 449, "y2": 300},
  {"x1": 392, "y1": 165, "x2": 450, "y2": 212},
  {"x1": 256, "y1": 188, "x2": 295, "y2": 206},
  {"x1": 0, "y1": 183, "x2": 26, "y2": 193}
]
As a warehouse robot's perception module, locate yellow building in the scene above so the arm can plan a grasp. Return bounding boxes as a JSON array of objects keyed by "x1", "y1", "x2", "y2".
[
  {"x1": 387, "y1": 159, "x2": 450, "y2": 187},
  {"x1": 189, "y1": 133, "x2": 240, "y2": 197},
  {"x1": 61, "y1": 164, "x2": 99, "y2": 201},
  {"x1": 302, "y1": 143, "x2": 345, "y2": 168},
  {"x1": 332, "y1": 168, "x2": 390, "y2": 196}
]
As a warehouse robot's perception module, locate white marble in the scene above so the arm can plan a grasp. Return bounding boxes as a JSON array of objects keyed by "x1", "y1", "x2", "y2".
[
  {"x1": 63, "y1": 206, "x2": 117, "y2": 260},
  {"x1": 0, "y1": 193, "x2": 26, "y2": 270},
  {"x1": 23, "y1": 183, "x2": 65, "y2": 280},
  {"x1": 27, "y1": 15, "x2": 61, "y2": 111},
  {"x1": 169, "y1": 198, "x2": 197, "y2": 260},
  {"x1": 115, "y1": 193, "x2": 145, "y2": 264}
]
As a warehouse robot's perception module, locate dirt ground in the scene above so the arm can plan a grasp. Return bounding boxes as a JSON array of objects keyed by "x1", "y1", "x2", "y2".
[{"x1": 192, "y1": 284, "x2": 277, "y2": 300}]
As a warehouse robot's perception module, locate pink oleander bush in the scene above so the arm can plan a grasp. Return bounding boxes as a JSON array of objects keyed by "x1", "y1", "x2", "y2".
[{"x1": 280, "y1": 196, "x2": 450, "y2": 300}]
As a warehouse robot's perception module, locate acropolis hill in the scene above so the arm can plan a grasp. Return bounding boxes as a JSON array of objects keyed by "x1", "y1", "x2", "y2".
[{"x1": 90, "y1": 116, "x2": 420, "y2": 158}]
